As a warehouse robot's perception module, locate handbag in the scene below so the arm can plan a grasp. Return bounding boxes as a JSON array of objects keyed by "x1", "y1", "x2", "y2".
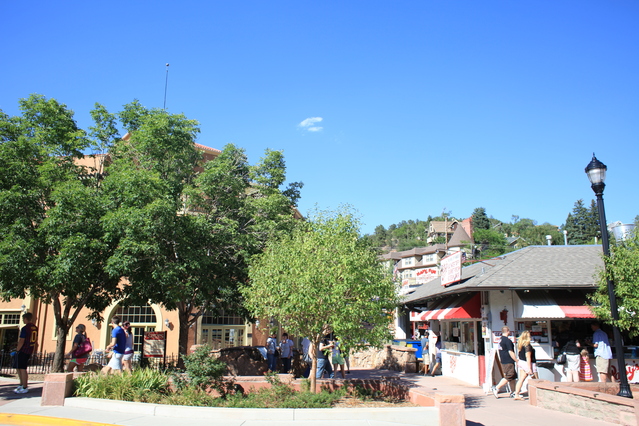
[
  {"x1": 556, "y1": 352, "x2": 567, "y2": 365},
  {"x1": 72, "y1": 337, "x2": 92, "y2": 358}
]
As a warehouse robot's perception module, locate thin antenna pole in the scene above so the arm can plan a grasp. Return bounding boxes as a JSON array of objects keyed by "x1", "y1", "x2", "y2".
[{"x1": 163, "y1": 63, "x2": 170, "y2": 110}]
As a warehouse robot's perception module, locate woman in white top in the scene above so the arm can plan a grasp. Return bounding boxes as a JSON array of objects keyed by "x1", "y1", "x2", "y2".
[{"x1": 122, "y1": 321, "x2": 134, "y2": 373}]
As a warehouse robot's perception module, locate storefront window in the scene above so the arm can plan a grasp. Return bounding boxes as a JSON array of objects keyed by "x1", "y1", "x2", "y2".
[{"x1": 442, "y1": 320, "x2": 478, "y2": 354}]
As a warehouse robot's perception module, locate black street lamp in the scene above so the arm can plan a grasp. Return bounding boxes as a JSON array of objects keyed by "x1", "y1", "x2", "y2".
[{"x1": 585, "y1": 154, "x2": 633, "y2": 398}]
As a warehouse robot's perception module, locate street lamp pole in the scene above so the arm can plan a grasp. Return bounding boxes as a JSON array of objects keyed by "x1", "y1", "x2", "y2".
[{"x1": 585, "y1": 154, "x2": 632, "y2": 398}]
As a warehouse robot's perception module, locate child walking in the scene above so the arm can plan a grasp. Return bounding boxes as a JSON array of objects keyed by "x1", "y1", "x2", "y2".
[{"x1": 579, "y1": 348, "x2": 593, "y2": 382}]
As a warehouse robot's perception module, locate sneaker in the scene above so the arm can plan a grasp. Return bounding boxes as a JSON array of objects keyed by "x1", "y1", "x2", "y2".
[
  {"x1": 510, "y1": 392, "x2": 515, "y2": 398},
  {"x1": 13, "y1": 386, "x2": 23, "y2": 394},
  {"x1": 491, "y1": 386, "x2": 499, "y2": 398},
  {"x1": 16, "y1": 387, "x2": 28, "y2": 394}
]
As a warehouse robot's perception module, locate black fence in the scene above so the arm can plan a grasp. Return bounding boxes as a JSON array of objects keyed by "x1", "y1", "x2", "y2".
[{"x1": 0, "y1": 351, "x2": 184, "y2": 376}]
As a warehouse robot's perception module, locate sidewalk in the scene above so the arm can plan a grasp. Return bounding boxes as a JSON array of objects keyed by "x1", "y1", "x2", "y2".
[{"x1": 0, "y1": 369, "x2": 617, "y2": 425}]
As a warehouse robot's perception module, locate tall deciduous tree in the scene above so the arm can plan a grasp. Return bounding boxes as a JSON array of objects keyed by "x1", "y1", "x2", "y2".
[
  {"x1": 0, "y1": 95, "x2": 122, "y2": 371},
  {"x1": 589, "y1": 231, "x2": 639, "y2": 338},
  {"x1": 243, "y1": 207, "x2": 399, "y2": 393},
  {"x1": 104, "y1": 105, "x2": 302, "y2": 356}
]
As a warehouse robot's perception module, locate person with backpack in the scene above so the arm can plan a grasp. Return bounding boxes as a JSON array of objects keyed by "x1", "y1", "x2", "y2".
[{"x1": 67, "y1": 324, "x2": 92, "y2": 372}]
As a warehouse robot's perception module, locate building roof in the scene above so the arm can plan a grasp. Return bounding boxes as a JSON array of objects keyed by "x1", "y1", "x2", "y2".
[
  {"x1": 447, "y1": 225, "x2": 473, "y2": 247},
  {"x1": 403, "y1": 245, "x2": 604, "y2": 304},
  {"x1": 380, "y1": 244, "x2": 448, "y2": 261},
  {"x1": 194, "y1": 142, "x2": 222, "y2": 154}
]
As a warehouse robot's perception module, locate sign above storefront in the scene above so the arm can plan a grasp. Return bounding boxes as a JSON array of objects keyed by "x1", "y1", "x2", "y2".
[{"x1": 440, "y1": 251, "x2": 462, "y2": 287}]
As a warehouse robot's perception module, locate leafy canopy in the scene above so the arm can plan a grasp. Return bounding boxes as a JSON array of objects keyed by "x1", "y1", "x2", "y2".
[
  {"x1": 590, "y1": 231, "x2": 639, "y2": 338},
  {"x1": 243, "y1": 207, "x2": 399, "y2": 391}
]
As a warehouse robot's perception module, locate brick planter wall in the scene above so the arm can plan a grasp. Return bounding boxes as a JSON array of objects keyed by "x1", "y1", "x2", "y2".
[{"x1": 528, "y1": 379, "x2": 638, "y2": 426}]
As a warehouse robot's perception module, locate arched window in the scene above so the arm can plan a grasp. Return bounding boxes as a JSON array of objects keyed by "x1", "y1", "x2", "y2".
[{"x1": 113, "y1": 305, "x2": 158, "y2": 354}]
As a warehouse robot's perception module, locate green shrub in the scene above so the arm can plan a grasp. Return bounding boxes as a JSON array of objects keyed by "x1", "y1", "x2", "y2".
[
  {"x1": 74, "y1": 369, "x2": 170, "y2": 402},
  {"x1": 225, "y1": 375, "x2": 344, "y2": 408},
  {"x1": 180, "y1": 345, "x2": 241, "y2": 398},
  {"x1": 74, "y1": 367, "x2": 344, "y2": 408}
]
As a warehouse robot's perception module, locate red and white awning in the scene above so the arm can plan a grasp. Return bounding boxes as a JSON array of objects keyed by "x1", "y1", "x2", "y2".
[
  {"x1": 410, "y1": 293, "x2": 481, "y2": 321},
  {"x1": 515, "y1": 291, "x2": 595, "y2": 319}
]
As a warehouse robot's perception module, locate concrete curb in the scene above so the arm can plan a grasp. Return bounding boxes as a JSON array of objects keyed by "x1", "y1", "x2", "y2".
[{"x1": 64, "y1": 397, "x2": 438, "y2": 422}]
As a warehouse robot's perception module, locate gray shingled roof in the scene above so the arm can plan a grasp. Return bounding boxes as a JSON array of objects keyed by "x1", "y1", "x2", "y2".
[{"x1": 403, "y1": 245, "x2": 604, "y2": 304}]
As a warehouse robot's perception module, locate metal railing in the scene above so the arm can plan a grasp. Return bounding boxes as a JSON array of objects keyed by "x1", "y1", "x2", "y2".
[{"x1": 0, "y1": 351, "x2": 184, "y2": 376}]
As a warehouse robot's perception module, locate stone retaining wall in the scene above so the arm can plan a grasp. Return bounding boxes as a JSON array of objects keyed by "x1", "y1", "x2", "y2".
[
  {"x1": 528, "y1": 379, "x2": 638, "y2": 426},
  {"x1": 349, "y1": 345, "x2": 418, "y2": 373},
  {"x1": 191, "y1": 344, "x2": 419, "y2": 376}
]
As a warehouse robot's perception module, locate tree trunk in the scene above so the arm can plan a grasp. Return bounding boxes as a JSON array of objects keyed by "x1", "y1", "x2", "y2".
[
  {"x1": 53, "y1": 325, "x2": 69, "y2": 372},
  {"x1": 177, "y1": 307, "x2": 191, "y2": 368},
  {"x1": 309, "y1": 342, "x2": 318, "y2": 393}
]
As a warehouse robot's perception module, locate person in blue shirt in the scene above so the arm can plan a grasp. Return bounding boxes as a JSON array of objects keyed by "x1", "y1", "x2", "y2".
[
  {"x1": 591, "y1": 321, "x2": 612, "y2": 382},
  {"x1": 101, "y1": 316, "x2": 127, "y2": 374}
]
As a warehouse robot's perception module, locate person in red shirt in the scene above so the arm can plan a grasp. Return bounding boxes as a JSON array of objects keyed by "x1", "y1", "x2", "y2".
[{"x1": 14, "y1": 312, "x2": 38, "y2": 394}]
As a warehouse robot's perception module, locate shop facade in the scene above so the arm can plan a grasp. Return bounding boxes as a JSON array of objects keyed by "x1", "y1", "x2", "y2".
[{"x1": 403, "y1": 245, "x2": 639, "y2": 389}]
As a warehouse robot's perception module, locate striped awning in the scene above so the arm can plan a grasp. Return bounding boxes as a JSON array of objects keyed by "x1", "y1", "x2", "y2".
[
  {"x1": 410, "y1": 293, "x2": 481, "y2": 321},
  {"x1": 515, "y1": 291, "x2": 595, "y2": 319}
]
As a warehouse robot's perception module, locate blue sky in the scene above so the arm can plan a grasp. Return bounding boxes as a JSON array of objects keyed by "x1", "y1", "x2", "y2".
[{"x1": 2, "y1": 1, "x2": 638, "y2": 234}]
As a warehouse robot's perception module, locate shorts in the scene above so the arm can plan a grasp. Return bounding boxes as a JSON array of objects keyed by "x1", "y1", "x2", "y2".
[
  {"x1": 565, "y1": 354, "x2": 580, "y2": 372},
  {"x1": 502, "y1": 363, "x2": 517, "y2": 380},
  {"x1": 13, "y1": 352, "x2": 31, "y2": 370},
  {"x1": 107, "y1": 352, "x2": 124, "y2": 370},
  {"x1": 332, "y1": 354, "x2": 345, "y2": 365},
  {"x1": 69, "y1": 357, "x2": 88, "y2": 365},
  {"x1": 517, "y1": 360, "x2": 538, "y2": 376},
  {"x1": 595, "y1": 356, "x2": 610, "y2": 374},
  {"x1": 123, "y1": 352, "x2": 134, "y2": 361}
]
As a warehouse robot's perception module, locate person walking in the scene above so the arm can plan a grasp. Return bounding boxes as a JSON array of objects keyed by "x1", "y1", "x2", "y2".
[
  {"x1": 492, "y1": 326, "x2": 518, "y2": 398},
  {"x1": 122, "y1": 321, "x2": 134, "y2": 373},
  {"x1": 420, "y1": 331, "x2": 430, "y2": 375},
  {"x1": 513, "y1": 331, "x2": 537, "y2": 400},
  {"x1": 101, "y1": 316, "x2": 126, "y2": 374},
  {"x1": 430, "y1": 333, "x2": 442, "y2": 376},
  {"x1": 266, "y1": 331, "x2": 278, "y2": 373},
  {"x1": 279, "y1": 332, "x2": 294, "y2": 373},
  {"x1": 67, "y1": 324, "x2": 91, "y2": 372},
  {"x1": 14, "y1": 312, "x2": 38, "y2": 394},
  {"x1": 591, "y1": 321, "x2": 612, "y2": 382}
]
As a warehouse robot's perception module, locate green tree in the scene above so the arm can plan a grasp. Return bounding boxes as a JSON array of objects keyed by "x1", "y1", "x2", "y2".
[
  {"x1": 473, "y1": 228, "x2": 508, "y2": 258},
  {"x1": 519, "y1": 223, "x2": 563, "y2": 246},
  {"x1": 589, "y1": 231, "x2": 639, "y2": 337},
  {"x1": 243, "y1": 207, "x2": 399, "y2": 393},
  {"x1": 0, "y1": 95, "x2": 122, "y2": 371},
  {"x1": 564, "y1": 199, "x2": 599, "y2": 244},
  {"x1": 104, "y1": 106, "x2": 302, "y2": 356},
  {"x1": 471, "y1": 207, "x2": 491, "y2": 231}
]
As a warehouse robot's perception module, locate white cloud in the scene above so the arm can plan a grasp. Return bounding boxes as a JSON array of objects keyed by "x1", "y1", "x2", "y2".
[{"x1": 299, "y1": 117, "x2": 323, "y2": 132}]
